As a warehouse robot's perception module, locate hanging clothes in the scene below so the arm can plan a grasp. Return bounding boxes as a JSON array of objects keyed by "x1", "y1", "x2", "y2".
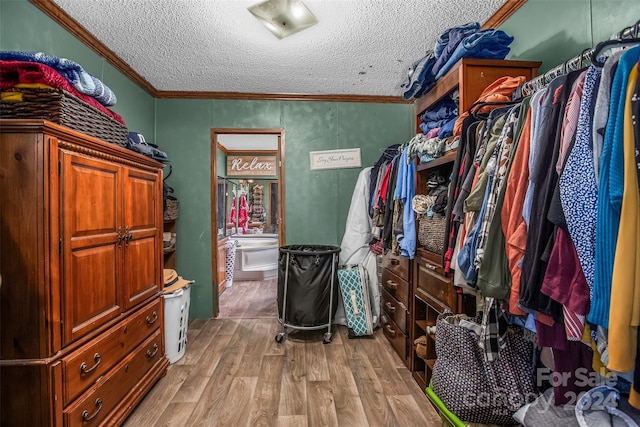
[{"x1": 592, "y1": 45, "x2": 640, "y2": 328}]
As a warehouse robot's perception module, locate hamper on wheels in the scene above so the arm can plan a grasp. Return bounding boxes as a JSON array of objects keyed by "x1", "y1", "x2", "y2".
[{"x1": 275, "y1": 245, "x2": 340, "y2": 344}]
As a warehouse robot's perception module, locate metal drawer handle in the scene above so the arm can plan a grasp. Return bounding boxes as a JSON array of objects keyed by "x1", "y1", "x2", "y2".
[
  {"x1": 386, "y1": 280, "x2": 398, "y2": 290},
  {"x1": 146, "y1": 311, "x2": 158, "y2": 324},
  {"x1": 385, "y1": 302, "x2": 396, "y2": 314},
  {"x1": 146, "y1": 343, "x2": 159, "y2": 358},
  {"x1": 390, "y1": 259, "x2": 400, "y2": 266},
  {"x1": 80, "y1": 353, "x2": 101, "y2": 375},
  {"x1": 425, "y1": 263, "x2": 437, "y2": 271},
  {"x1": 81, "y1": 398, "x2": 103, "y2": 422},
  {"x1": 385, "y1": 324, "x2": 396, "y2": 338}
]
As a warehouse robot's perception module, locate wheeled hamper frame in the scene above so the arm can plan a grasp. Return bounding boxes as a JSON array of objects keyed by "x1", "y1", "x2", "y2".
[{"x1": 275, "y1": 245, "x2": 340, "y2": 344}]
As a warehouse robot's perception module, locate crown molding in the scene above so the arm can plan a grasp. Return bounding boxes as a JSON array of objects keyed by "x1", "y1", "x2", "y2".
[
  {"x1": 29, "y1": 0, "x2": 527, "y2": 102},
  {"x1": 154, "y1": 90, "x2": 408, "y2": 103},
  {"x1": 29, "y1": 0, "x2": 157, "y2": 95},
  {"x1": 482, "y1": 0, "x2": 527, "y2": 30}
]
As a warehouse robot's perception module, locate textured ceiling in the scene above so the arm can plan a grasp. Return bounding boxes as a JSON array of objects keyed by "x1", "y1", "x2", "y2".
[{"x1": 50, "y1": 0, "x2": 508, "y2": 98}]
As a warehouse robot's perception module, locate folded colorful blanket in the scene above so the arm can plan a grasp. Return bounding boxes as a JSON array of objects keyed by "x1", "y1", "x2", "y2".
[
  {"x1": 0, "y1": 60, "x2": 125, "y2": 125},
  {"x1": 0, "y1": 51, "x2": 117, "y2": 107}
]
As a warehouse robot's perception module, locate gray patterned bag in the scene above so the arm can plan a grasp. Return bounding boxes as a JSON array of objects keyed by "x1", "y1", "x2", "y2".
[{"x1": 431, "y1": 312, "x2": 536, "y2": 425}]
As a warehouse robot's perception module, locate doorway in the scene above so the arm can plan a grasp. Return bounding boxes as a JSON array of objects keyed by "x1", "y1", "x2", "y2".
[{"x1": 210, "y1": 128, "x2": 285, "y2": 318}]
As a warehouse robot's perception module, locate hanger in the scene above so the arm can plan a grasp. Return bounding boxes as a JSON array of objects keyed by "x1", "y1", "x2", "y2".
[
  {"x1": 467, "y1": 100, "x2": 521, "y2": 120},
  {"x1": 591, "y1": 22, "x2": 640, "y2": 68}
]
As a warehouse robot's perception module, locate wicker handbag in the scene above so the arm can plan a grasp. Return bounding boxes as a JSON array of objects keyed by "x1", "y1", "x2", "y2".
[{"x1": 418, "y1": 213, "x2": 446, "y2": 254}]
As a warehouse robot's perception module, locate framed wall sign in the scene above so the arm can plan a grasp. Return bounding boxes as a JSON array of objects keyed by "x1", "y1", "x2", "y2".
[
  {"x1": 226, "y1": 155, "x2": 277, "y2": 177},
  {"x1": 309, "y1": 148, "x2": 361, "y2": 170}
]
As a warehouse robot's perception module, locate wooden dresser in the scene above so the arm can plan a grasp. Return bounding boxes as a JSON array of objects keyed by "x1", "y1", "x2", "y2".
[
  {"x1": 0, "y1": 119, "x2": 169, "y2": 426},
  {"x1": 410, "y1": 59, "x2": 540, "y2": 390},
  {"x1": 380, "y1": 251, "x2": 412, "y2": 368}
]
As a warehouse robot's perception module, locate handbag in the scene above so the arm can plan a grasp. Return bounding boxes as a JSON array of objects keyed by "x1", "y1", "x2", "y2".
[
  {"x1": 418, "y1": 212, "x2": 446, "y2": 254},
  {"x1": 431, "y1": 312, "x2": 536, "y2": 425}
]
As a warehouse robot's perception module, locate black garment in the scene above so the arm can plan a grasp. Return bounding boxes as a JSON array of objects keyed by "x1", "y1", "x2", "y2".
[
  {"x1": 443, "y1": 115, "x2": 480, "y2": 271},
  {"x1": 369, "y1": 144, "x2": 400, "y2": 218},
  {"x1": 547, "y1": 68, "x2": 590, "y2": 231},
  {"x1": 519, "y1": 69, "x2": 584, "y2": 320}
]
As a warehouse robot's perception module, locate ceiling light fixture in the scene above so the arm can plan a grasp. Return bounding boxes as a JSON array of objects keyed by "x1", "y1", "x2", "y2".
[{"x1": 248, "y1": 0, "x2": 318, "y2": 39}]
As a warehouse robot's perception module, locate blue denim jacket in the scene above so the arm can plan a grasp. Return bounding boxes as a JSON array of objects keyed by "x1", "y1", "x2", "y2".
[
  {"x1": 433, "y1": 22, "x2": 480, "y2": 59},
  {"x1": 435, "y1": 29, "x2": 514, "y2": 80},
  {"x1": 431, "y1": 22, "x2": 482, "y2": 78},
  {"x1": 402, "y1": 52, "x2": 436, "y2": 100}
]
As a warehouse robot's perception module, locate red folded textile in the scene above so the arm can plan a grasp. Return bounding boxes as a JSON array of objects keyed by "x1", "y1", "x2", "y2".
[{"x1": 0, "y1": 60, "x2": 125, "y2": 125}]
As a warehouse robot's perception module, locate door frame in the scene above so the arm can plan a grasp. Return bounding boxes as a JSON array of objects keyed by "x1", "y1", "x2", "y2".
[{"x1": 210, "y1": 128, "x2": 286, "y2": 317}]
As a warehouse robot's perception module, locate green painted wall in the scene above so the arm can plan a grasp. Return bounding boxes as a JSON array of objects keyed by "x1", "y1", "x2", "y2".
[
  {"x1": 501, "y1": 0, "x2": 640, "y2": 74},
  {"x1": 0, "y1": 0, "x2": 155, "y2": 134},
  {"x1": 4, "y1": 0, "x2": 640, "y2": 319},
  {"x1": 156, "y1": 100, "x2": 413, "y2": 318}
]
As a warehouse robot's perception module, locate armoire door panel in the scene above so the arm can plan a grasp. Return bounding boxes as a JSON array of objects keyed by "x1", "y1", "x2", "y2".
[
  {"x1": 60, "y1": 151, "x2": 123, "y2": 345},
  {"x1": 123, "y1": 167, "x2": 159, "y2": 232},
  {"x1": 123, "y1": 236, "x2": 159, "y2": 309},
  {"x1": 61, "y1": 153, "x2": 120, "y2": 239},
  {"x1": 65, "y1": 245, "x2": 121, "y2": 344}
]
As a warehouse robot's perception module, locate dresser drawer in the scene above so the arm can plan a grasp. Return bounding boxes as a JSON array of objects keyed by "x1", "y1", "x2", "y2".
[
  {"x1": 61, "y1": 298, "x2": 162, "y2": 405},
  {"x1": 63, "y1": 329, "x2": 163, "y2": 426},
  {"x1": 381, "y1": 313, "x2": 407, "y2": 364},
  {"x1": 381, "y1": 253, "x2": 409, "y2": 281},
  {"x1": 381, "y1": 268, "x2": 410, "y2": 307},
  {"x1": 415, "y1": 258, "x2": 457, "y2": 311},
  {"x1": 382, "y1": 288, "x2": 407, "y2": 334}
]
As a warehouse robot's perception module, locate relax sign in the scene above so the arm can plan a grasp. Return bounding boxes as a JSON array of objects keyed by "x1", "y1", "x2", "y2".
[{"x1": 226, "y1": 155, "x2": 277, "y2": 177}]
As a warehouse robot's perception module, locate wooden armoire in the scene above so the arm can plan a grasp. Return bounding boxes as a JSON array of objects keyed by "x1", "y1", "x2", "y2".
[{"x1": 0, "y1": 119, "x2": 169, "y2": 426}]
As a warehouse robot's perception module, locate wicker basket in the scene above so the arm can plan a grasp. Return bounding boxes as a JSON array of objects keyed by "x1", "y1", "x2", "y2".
[
  {"x1": 0, "y1": 87, "x2": 127, "y2": 147},
  {"x1": 164, "y1": 198, "x2": 179, "y2": 221}
]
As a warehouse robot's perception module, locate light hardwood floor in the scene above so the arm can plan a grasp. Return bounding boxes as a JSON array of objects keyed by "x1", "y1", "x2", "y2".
[{"x1": 124, "y1": 279, "x2": 441, "y2": 426}]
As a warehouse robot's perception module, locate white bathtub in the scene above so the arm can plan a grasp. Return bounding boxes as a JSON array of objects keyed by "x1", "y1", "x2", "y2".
[{"x1": 232, "y1": 235, "x2": 279, "y2": 281}]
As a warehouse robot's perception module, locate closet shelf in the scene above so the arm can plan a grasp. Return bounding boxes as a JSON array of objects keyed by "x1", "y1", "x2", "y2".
[{"x1": 416, "y1": 150, "x2": 457, "y2": 172}]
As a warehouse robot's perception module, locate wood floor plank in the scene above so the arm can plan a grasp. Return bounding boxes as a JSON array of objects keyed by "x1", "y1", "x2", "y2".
[
  {"x1": 278, "y1": 339, "x2": 307, "y2": 416},
  {"x1": 237, "y1": 320, "x2": 274, "y2": 377},
  {"x1": 122, "y1": 365, "x2": 191, "y2": 426},
  {"x1": 173, "y1": 321, "x2": 236, "y2": 402},
  {"x1": 396, "y1": 367, "x2": 440, "y2": 421},
  {"x1": 248, "y1": 354, "x2": 284, "y2": 427},
  {"x1": 155, "y1": 402, "x2": 197, "y2": 426},
  {"x1": 184, "y1": 339, "x2": 248, "y2": 425},
  {"x1": 324, "y1": 343, "x2": 370, "y2": 426},
  {"x1": 361, "y1": 336, "x2": 411, "y2": 396},
  {"x1": 216, "y1": 376, "x2": 258, "y2": 427},
  {"x1": 306, "y1": 381, "x2": 339, "y2": 427},
  {"x1": 175, "y1": 317, "x2": 224, "y2": 366},
  {"x1": 350, "y1": 357, "x2": 398, "y2": 427},
  {"x1": 276, "y1": 415, "x2": 308, "y2": 427},
  {"x1": 387, "y1": 394, "x2": 431, "y2": 426},
  {"x1": 305, "y1": 338, "x2": 330, "y2": 382}
]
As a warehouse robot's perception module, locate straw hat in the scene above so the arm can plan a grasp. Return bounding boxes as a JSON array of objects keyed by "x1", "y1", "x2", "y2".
[{"x1": 163, "y1": 268, "x2": 192, "y2": 294}]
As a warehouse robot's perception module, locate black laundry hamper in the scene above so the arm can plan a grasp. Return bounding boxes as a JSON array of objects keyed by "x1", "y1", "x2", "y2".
[{"x1": 275, "y1": 245, "x2": 341, "y2": 344}]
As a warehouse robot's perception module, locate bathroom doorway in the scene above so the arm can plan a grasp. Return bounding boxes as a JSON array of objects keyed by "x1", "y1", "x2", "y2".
[{"x1": 210, "y1": 128, "x2": 285, "y2": 318}]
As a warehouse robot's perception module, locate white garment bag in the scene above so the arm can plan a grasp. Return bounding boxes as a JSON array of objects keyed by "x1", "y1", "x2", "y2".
[{"x1": 334, "y1": 167, "x2": 381, "y2": 328}]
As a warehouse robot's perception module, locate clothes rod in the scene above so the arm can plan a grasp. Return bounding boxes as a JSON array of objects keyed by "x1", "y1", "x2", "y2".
[{"x1": 520, "y1": 19, "x2": 640, "y2": 96}]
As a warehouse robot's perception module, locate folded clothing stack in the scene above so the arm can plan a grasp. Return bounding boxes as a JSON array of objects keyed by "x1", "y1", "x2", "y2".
[
  {"x1": 0, "y1": 51, "x2": 117, "y2": 106},
  {"x1": 401, "y1": 22, "x2": 514, "y2": 100},
  {"x1": 418, "y1": 92, "x2": 458, "y2": 139},
  {"x1": 0, "y1": 59, "x2": 125, "y2": 125}
]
